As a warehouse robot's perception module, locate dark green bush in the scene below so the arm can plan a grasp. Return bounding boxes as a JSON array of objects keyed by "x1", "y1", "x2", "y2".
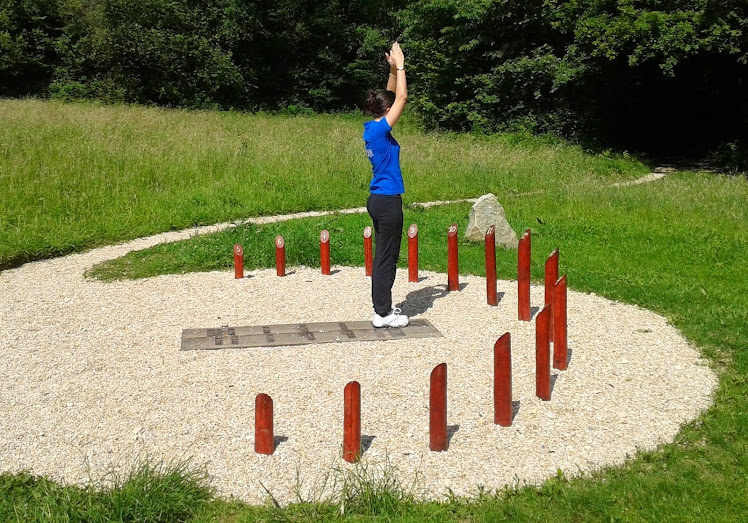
[{"x1": 2, "y1": 0, "x2": 746, "y2": 156}]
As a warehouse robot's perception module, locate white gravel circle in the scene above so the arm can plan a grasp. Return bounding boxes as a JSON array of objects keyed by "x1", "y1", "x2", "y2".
[{"x1": 0, "y1": 225, "x2": 716, "y2": 505}]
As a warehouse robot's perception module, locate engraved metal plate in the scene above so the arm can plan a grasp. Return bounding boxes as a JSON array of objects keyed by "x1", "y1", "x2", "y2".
[{"x1": 180, "y1": 319, "x2": 443, "y2": 351}]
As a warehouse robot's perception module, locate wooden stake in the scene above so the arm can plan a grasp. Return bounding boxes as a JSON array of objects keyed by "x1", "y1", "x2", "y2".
[
  {"x1": 343, "y1": 381, "x2": 361, "y2": 463},
  {"x1": 363, "y1": 227, "x2": 373, "y2": 277},
  {"x1": 429, "y1": 363, "x2": 448, "y2": 451},
  {"x1": 518, "y1": 230, "x2": 531, "y2": 321},
  {"x1": 553, "y1": 275, "x2": 568, "y2": 370},
  {"x1": 485, "y1": 225, "x2": 498, "y2": 306},
  {"x1": 233, "y1": 244, "x2": 244, "y2": 280},
  {"x1": 408, "y1": 224, "x2": 418, "y2": 283},
  {"x1": 544, "y1": 249, "x2": 559, "y2": 341},
  {"x1": 536, "y1": 306, "x2": 551, "y2": 401},
  {"x1": 275, "y1": 236, "x2": 285, "y2": 277},
  {"x1": 254, "y1": 393, "x2": 274, "y2": 455},
  {"x1": 320, "y1": 230, "x2": 330, "y2": 275},
  {"x1": 447, "y1": 224, "x2": 459, "y2": 291},
  {"x1": 494, "y1": 333, "x2": 512, "y2": 426}
]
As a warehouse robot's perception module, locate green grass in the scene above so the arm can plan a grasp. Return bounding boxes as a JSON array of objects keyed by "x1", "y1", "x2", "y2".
[
  {"x1": 0, "y1": 98, "x2": 647, "y2": 270},
  {"x1": 0, "y1": 458, "x2": 213, "y2": 522},
  {"x1": 2, "y1": 100, "x2": 747, "y2": 521}
]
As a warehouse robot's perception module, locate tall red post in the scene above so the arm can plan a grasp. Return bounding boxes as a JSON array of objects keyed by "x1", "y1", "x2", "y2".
[
  {"x1": 408, "y1": 224, "x2": 418, "y2": 283},
  {"x1": 275, "y1": 236, "x2": 286, "y2": 277},
  {"x1": 494, "y1": 333, "x2": 512, "y2": 426},
  {"x1": 518, "y1": 229, "x2": 531, "y2": 321},
  {"x1": 544, "y1": 248, "x2": 559, "y2": 342},
  {"x1": 553, "y1": 275, "x2": 568, "y2": 370},
  {"x1": 254, "y1": 393, "x2": 274, "y2": 455},
  {"x1": 447, "y1": 224, "x2": 459, "y2": 291},
  {"x1": 320, "y1": 230, "x2": 331, "y2": 275},
  {"x1": 485, "y1": 225, "x2": 498, "y2": 306},
  {"x1": 343, "y1": 381, "x2": 361, "y2": 463},
  {"x1": 429, "y1": 363, "x2": 448, "y2": 451},
  {"x1": 536, "y1": 305, "x2": 551, "y2": 401},
  {"x1": 233, "y1": 244, "x2": 244, "y2": 279},
  {"x1": 363, "y1": 227, "x2": 373, "y2": 277}
]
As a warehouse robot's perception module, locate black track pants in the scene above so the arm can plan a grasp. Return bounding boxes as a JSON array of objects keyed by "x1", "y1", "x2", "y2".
[{"x1": 366, "y1": 193, "x2": 404, "y2": 316}]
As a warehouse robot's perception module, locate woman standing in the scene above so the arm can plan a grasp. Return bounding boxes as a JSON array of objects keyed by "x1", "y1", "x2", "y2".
[{"x1": 363, "y1": 42, "x2": 408, "y2": 328}]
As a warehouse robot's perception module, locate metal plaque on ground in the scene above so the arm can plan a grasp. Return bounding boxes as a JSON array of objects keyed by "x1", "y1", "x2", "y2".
[{"x1": 181, "y1": 319, "x2": 443, "y2": 351}]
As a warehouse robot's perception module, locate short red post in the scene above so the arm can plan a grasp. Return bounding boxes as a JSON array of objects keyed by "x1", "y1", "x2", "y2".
[
  {"x1": 553, "y1": 275, "x2": 568, "y2": 370},
  {"x1": 536, "y1": 305, "x2": 551, "y2": 401},
  {"x1": 233, "y1": 244, "x2": 244, "y2": 279},
  {"x1": 494, "y1": 333, "x2": 512, "y2": 426},
  {"x1": 275, "y1": 236, "x2": 286, "y2": 277},
  {"x1": 429, "y1": 363, "x2": 448, "y2": 451},
  {"x1": 363, "y1": 227, "x2": 373, "y2": 277},
  {"x1": 408, "y1": 224, "x2": 418, "y2": 283},
  {"x1": 320, "y1": 230, "x2": 331, "y2": 275},
  {"x1": 447, "y1": 224, "x2": 459, "y2": 291},
  {"x1": 254, "y1": 393, "x2": 274, "y2": 455},
  {"x1": 518, "y1": 229, "x2": 531, "y2": 321},
  {"x1": 343, "y1": 381, "x2": 361, "y2": 463},
  {"x1": 544, "y1": 248, "x2": 559, "y2": 342},
  {"x1": 485, "y1": 225, "x2": 498, "y2": 306}
]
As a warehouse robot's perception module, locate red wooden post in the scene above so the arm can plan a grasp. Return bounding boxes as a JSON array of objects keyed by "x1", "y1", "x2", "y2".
[
  {"x1": 363, "y1": 227, "x2": 373, "y2": 277},
  {"x1": 544, "y1": 248, "x2": 559, "y2": 342},
  {"x1": 429, "y1": 363, "x2": 448, "y2": 451},
  {"x1": 485, "y1": 225, "x2": 498, "y2": 306},
  {"x1": 408, "y1": 224, "x2": 418, "y2": 283},
  {"x1": 254, "y1": 393, "x2": 274, "y2": 455},
  {"x1": 553, "y1": 275, "x2": 568, "y2": 370},
  {"x1": 275, "y1": 236, "x2": 286, "y2": 277},
  {"x1": 343, "y1": 381, "x2": 362, "y2": 463},
  {"x1": 447, "y1": 224, "x2": 459, "y2": 291},
  {"x1": 518, "y1": 229, "x2": 531, "y2": 321},
  {"x1": 536, "y1": 306, "x2": 551, "y2": 401},
  {"x1": 494, "y1": 333, "x2": 512, "y2": 426},
  {"x1": 320, "y1": 230, "x2": 331, "y2": 275},
  {"x1": 233, "y1": 244, "x2": 244, "y2": 279}
]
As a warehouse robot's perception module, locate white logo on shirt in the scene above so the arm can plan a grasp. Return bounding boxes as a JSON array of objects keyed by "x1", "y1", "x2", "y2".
[{"x1": 366, "y1": 148, "x2": 374, "y2": 158}]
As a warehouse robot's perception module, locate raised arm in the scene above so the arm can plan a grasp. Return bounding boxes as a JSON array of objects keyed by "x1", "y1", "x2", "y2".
[
  {"x1": 385, "y1": 48, "x2": 397, "y2": 92},
  {"x1": 385, "y1": 42, "x2": 407, "y2": 128}
]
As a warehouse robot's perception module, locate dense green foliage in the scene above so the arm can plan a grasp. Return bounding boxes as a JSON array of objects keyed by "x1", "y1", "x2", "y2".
[
  {"x1": 2, "y1": 1, "x2": 746, "y2": 155},
  {"x1": 401, "y1": 0, "x2": 748, "y2": 153}
]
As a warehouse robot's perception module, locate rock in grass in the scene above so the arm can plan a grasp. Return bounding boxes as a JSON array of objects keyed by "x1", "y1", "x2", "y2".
[{"x1": 464, "y1": 194, "x2": 519, "y2": 248}]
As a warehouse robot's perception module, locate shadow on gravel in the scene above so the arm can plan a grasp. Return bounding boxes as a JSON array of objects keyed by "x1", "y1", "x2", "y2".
[
  {"x1": 396, "y1": 283, "x2": 468, "y2": 317},
  {"x1": 447, "y1": 425, "x2": 460, "y2": 447}
]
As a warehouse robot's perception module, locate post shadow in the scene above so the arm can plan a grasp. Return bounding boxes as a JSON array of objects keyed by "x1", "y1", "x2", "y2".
[
  {"x1": 512, "y1": 400, "x2": 521, "y2": 422},
  {"x1": 550, "y1": 374, "x2": 558, "y2": 393},
  {"x1": 273, "y1": 435, "x2": 288, "y2": 450},
  {"x1": 361, "y1": 435, "x2": 376, "y2": 453},
  {"x1": 566, "y1": 348, "x2": 573, "y2": 367},
  {"x1": 530, "y1": 305, "x2": 541, "y2": 318},
  {"x1": 446, "y1": 424, "x2": 460, "y2": 446},
  {"x1": 496, "y1": 291, "x2": 506, "y2": 304}
]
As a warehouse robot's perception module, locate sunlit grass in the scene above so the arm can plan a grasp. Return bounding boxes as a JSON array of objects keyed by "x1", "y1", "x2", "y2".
[{"x1": 0, "y1": 98, "x2": 647, "y2": 269}]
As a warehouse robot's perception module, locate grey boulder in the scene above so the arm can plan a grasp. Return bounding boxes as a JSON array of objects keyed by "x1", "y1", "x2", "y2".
[{"x1": 464, "y1": 194, "x2": 519, "y2": 249}]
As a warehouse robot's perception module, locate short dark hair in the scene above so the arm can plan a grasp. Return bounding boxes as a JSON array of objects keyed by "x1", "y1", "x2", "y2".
[{"x1": 364, "y1": 89, "x2": 396, "y2": 117}]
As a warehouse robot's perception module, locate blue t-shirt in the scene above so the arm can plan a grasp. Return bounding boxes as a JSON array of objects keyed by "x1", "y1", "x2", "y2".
[{"x1": 363, "y1": 118, "x2": 405, "y2": 195}]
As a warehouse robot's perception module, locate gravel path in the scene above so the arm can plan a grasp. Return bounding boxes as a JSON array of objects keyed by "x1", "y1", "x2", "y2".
[{"x1": 0, "y1": 210, "x2": 716, "y2": 505}]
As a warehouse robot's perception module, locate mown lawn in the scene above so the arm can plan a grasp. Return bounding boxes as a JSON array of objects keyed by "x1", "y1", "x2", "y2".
[{"x1": 1, "y1": 100, "x2": 746, "y2": 522}]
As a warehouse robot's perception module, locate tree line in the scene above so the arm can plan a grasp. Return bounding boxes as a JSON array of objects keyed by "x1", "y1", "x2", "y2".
[{"x1": 2, "y1": 0, "x2": 747, "y2": 159}]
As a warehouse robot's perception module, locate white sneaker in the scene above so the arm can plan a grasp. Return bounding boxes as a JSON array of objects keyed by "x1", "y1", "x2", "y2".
[{"x1": 372, "y1": 308, "x2": 409, "y2": 328}]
